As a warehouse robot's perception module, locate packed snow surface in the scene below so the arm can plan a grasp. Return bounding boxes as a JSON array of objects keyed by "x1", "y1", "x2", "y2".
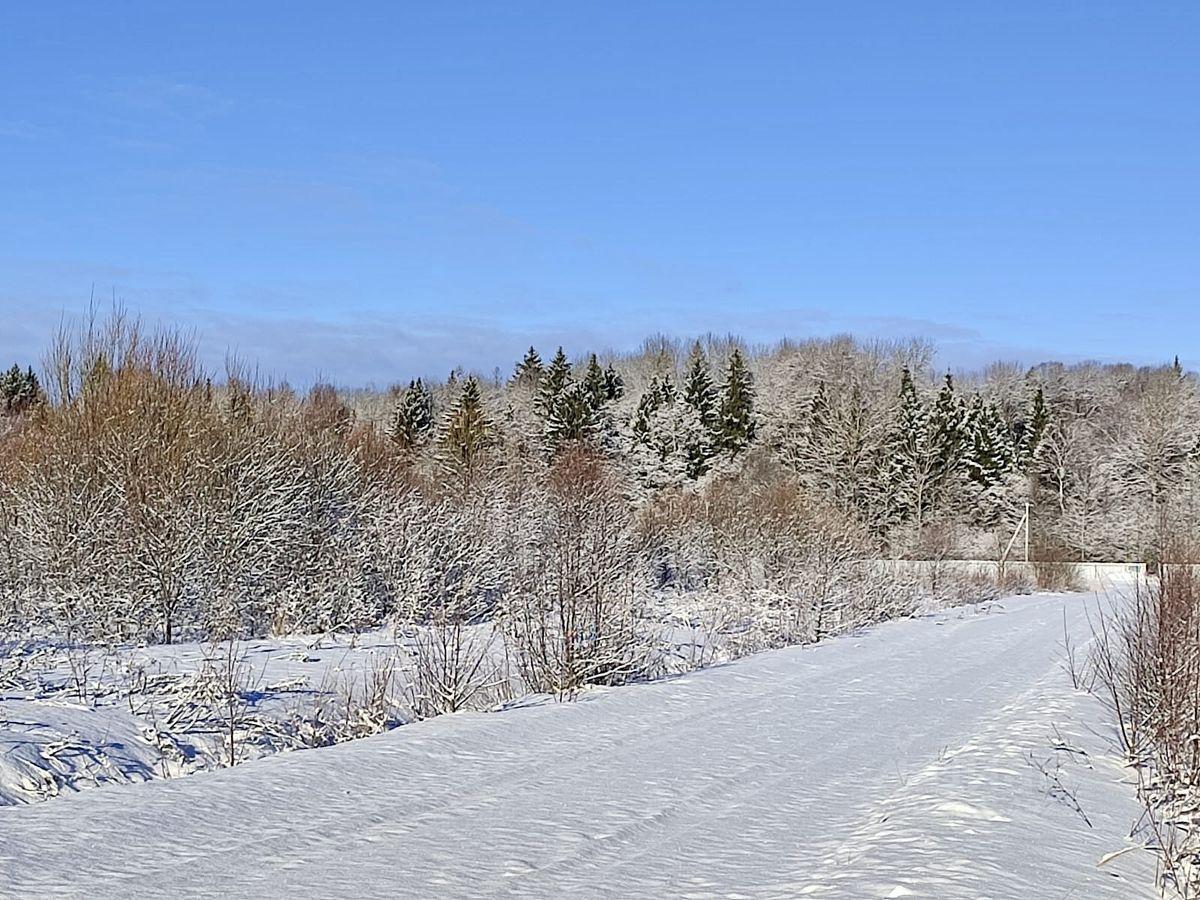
[{"x1": 0, "y1": 592, "x2": 1156, "y2": 898}]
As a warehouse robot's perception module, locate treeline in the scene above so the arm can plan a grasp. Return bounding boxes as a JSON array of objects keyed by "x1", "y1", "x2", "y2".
[
  {"x1": 1, "y1": 311, "x2": 1196, "y2": 650},
  {"x1": 381, "y1": 332, "x2": 1197, "y2": 565}
]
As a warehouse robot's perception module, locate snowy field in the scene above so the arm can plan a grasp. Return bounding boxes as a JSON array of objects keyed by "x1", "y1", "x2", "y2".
[{"x1": 0, "y1": 590, "x2": 1158, "y2": 899}]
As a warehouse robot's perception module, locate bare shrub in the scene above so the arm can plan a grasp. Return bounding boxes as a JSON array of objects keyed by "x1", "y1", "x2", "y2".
[
  {"x1": 296, "y1": 649, "x2": 404, "y2": 746},
  {"x1": 704, "y1": 468, "x2": 905, "y2": 644},
  {"x1": 636, "y1": 489, "x2": 714, "y2": 591},
  {"x1": 503, "y1": 448, "x2": 652, "y2": 695},
  {"x1": 1032, "y1": 541, "x2": 1084, "y2": 592},
  {"x1": 404, "y1": 620, "x2": 507, "y2": 719},
  {"x1": 1032, "y1": 559, "x2": 1083, "y2": 592},
  {"x1": 1092, "y1": 569, "x2": 1200, "y2": 896},
  {"x1": 0, "y1": 309, "x2": 389, "y2": 643},
  {"x1": 203, "y1": 639, "x2": 255, "y2": 768},
  {"x1": 996, "y1": 565, "x2": 1035, "y2": 596}
]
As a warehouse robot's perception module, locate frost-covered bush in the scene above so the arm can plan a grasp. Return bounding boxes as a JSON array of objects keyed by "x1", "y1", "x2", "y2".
[
  {"x1": 638, "y1": 455, "x2": 916, "y2": 649},
  {"x1": 502, "y1": 448, "x2": 654, "y2": 695},
  {"x1": 0, "y1": 315, "x2": 393, "y2": 643},
  {"x1": 1094, "y1": 566, "x2": 1200, "y2": 896}
]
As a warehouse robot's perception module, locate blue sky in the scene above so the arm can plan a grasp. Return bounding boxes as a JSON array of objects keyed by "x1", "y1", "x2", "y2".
[{"x1": 1, "y1": 2, "x2": 1197, "y2": 385}]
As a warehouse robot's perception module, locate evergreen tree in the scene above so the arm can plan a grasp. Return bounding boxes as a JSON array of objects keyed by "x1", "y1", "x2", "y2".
[
  {"x1": 632, "y1": 398, "x2": 712, "y2": 486},
  {"x1": 682, "y1": 348, "x2": 718, "y2": 429},
  {"x1": 0, "y1": 364, "x2": 42, "y2": 415},
  {"x1": 886, "y1": 367, "x2": 958, "y2": 538},
  {"x1": 676, "y1": 347, "x2": 721, "y2": 475},
  {"x1": 512, "y1": 346, "x2": 544, "y2": 387},
  {"x1": 440, "y1": 377, "x2": 492, "y2": 475},
  {"x1": 634, "y1": 376, "x2": 675, "y2": 442},
  {"x1": 963, "y1": 393, "x2": 1015, "y2": 486},
  {"x1": 1017, "y1": 386, "x2": 1050, "y2": 467},
  {"x1": 582, "y1": 354, "x2": 608, "y2": 410},
  {"x1": 928, "y1": 373, "x2": 967, "y2": 470},
  {"x1": 602, "y1": 363, "x2": 624, "y2": 401},
  {"x1": 716, "y1": 349, "x2": 756, "y2": 453},
  {"x1": 537, "y1": 347, "x2": 572, "y2": 417},
  {"x1": 390, "y1": 378, "x2": 434, "y2": 449},
  {"x1": 545, "y1": 382, "x2": 599, "y2": 448}
]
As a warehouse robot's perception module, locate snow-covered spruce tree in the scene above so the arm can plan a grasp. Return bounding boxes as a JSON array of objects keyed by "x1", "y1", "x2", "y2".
[
  {"x1": 885, "y1": 368, "x2": 966, "y2": 546},
  {"x1": 630, "y1": 395, "x2": 712, "y2": 490},
  {"x1": 962, "y1": 393, "x2": 1015, "y2": 488},
  {"x1": 603, "y1": 362, "x2": 624, "y2": 402},
  {"x1": 512, "y1": 345, "x2": 544, "y2": 388},
  {"x1": 627, "y1": 370, "x2": 713, "y2": 486},
  {"x1": 633, "y1": 375, "x2": 676, "y2": 443},
  {"x1": 545, "y1": 381, "x2": 599, "y2": 449},
  {"x1": 680, "y1": 347, "x2": 719, "y2": 475},
  {"x1": 582, "y1": 354, "x2": 608, "y2": 410},
  {"x1": 440, "y1": 376, "x2": 494, "y2": 484},
  {"x1": 390, "y1": 378, "x2": 434, "y2": 450},
  {"x1": 536, "y1": 347, "x2": 572, "y2": 418},
  {"x1": 929, "y1": 373, "x2": 968, "y2": 467},
  {"x1": 0, "y1": 365, "x2": 42, "y2": 416},
  {"x1": 958, "y1": 391, "x2": 1026, "y2": 531},
  {"x1": 716, "y1": 348, "x2": 756, "y2": 454},
  {"x1": 1016, "y1": 385, "x2": 1050, "y2": 468},
  {"x1": 683, "y1": 346, "x2": 719, "y2": 429}
]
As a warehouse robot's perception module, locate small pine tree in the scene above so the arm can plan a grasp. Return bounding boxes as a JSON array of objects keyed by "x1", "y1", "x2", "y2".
[
  {"x1": 963, "y1": 393, "x2": 1015, "y2": 486},
  {"x1": 716, "y1": 349, "x2": 756, "y2": 453},
  {"x1": 512, "y1": 346, "x2": 544, "y2": 387},
  {"x1": 1, "y1": 364, "x2": 43, "y2": 415},
  {"x1": 391, "y1": 378, "x2": 434, "y2": 449},
  {"x1": 537, "y1": 347, "x2": 572, "y2": 417},
  {"x1": 1017, "y1": 386, "x2": 1050, "y2": 467},
  {"x1": 603, "y1": 363, "x2": 624, "y2": 401},
  {"x1": 546, "y1": 382, "x2": 599, "y2": 448},
  {"x1": 634, "y1": 376, "x2": 676, "y2": 442},
  {"x1": 441, "y1": 377, "x2": 492, "y2": 475},
  {"x1": 682, "y1": 348, "x2": 718, "y2": 429},
  {"x1": 885, "y1": 367, "x2": 955, "y2": 536},
  {"x1": 929, "y1": 373, "x2": 967, "y2": 469},
  {"x1": 582, "y1": 354, "x2": 608, "y2": 410}
]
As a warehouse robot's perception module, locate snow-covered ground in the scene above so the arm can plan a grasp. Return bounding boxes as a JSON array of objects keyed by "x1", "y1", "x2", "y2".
[
  {"x1": 0, "y1": 590, "x2": 1157, "y2": 899},
  {"x1": 0, "y1": 629, "x2": 429, "y2": 804}
]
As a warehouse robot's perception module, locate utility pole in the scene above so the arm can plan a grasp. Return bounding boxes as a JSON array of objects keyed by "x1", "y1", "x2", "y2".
[{"x1": 1024, "y1": 502, "x2": 1030, "y2": 563}]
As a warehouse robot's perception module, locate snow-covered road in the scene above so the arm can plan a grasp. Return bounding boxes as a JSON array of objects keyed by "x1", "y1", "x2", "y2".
[{"x1": 0, "y1": 592, "x2": 1157, "y2": 899}]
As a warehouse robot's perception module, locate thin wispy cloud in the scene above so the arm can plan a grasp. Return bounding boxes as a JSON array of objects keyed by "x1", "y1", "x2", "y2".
[
  {"x1": 103, "y1": 77, "x2": 233, "y2": 121},
  {"x1": 0, "y1": 120, "x2": 48, "y2": 140}
]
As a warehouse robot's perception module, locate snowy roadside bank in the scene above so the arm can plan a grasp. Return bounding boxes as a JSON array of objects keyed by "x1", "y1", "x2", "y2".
[
  {"x1": 0, "y1": 576, "x2": 939, "y2": 808},
  {"x1": 0, "y1": 591, "x2": 1159, "y2": 899}
]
